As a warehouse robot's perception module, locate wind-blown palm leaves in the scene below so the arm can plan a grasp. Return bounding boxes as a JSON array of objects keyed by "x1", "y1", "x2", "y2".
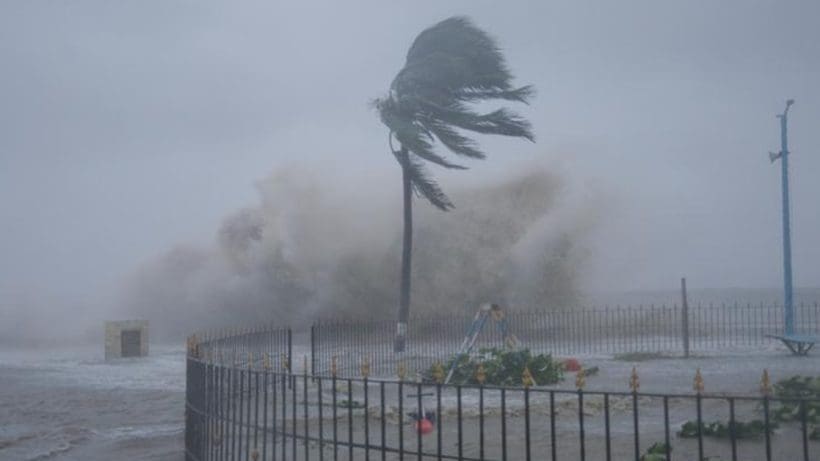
[
  {"x1": 376, "y1": 16, "x2": 534, "y2": 209},
  {"x1": 375, "y1": 16, "x2": 534, "y2": 351}
]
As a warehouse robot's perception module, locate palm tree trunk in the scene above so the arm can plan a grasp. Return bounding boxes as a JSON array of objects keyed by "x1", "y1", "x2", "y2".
[{"x1": 395, "y1": 147, "x2": 412, "y2": 353}]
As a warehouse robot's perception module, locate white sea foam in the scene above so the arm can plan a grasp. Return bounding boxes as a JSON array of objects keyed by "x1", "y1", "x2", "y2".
[
  {"x1": 0, "y1": 344, "x2": 186, "y2": 391},
  {"x1": 93, "y1": 423, "x2": 183, "y2": 440}
]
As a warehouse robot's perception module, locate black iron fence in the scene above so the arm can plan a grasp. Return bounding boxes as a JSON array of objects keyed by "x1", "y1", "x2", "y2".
[
  {"x1": 194, "y1": 326, "x2": 293, "y2": 373},
  {"x1": 312, "y1": 303, "x2": 820, "y2": 377},
  {"x1": 185, "y1": 329, "x2": 820, "y2": 461}
]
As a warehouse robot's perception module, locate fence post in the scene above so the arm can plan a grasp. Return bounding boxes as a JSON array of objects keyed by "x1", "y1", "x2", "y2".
[
  {"x1": 287, "y1": 328, "x2": 293, "y2": 389},
  {"x1": 310, "y1": 323, "x2": 317, "y2": 377},
  {"x1": 681, "y1": 277, "x2": 690, "y2": 358},
  {"x1": 184, "y1": 354, "x2": 192, "y2": 460}
]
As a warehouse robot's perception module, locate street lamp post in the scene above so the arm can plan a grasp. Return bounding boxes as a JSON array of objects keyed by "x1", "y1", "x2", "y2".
[{"x1": 769, "y1": 99, "x2": 795, "y2": 335}]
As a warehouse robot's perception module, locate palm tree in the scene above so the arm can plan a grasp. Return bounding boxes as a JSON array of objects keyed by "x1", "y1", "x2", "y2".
[{"x1": 375, "y1": 16, "x2": 534, "y2": 352}]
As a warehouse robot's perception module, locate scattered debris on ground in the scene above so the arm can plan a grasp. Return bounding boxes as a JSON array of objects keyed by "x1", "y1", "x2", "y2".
[
  {"x1": 640, "y1": 442, "x2": 670, "y2": 461},
  {"x1": 430, "y1": 347, "x2": 564, "y2": 386},
  {"x1": 771, "y1": 374, "x2": 820, "y2": 440},
  {"x1": 677, "y1": 419, "x2": 777, "y2": 439}
]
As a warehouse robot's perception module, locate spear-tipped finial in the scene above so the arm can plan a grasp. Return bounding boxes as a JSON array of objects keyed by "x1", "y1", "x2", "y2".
[
  {"x1": 475, "y1": 363, "x2": 487, "y2": 385},
  {"x1": 360, "y1": 357, "x2": 370, "y2": 379},
  {"x1": 522, "y1": 366, "x2": 534, "y2": 388},
  {"x1": 693, "y1": 368, "x2": 704, "y2": 394},
  {"x1": 331, "y1": 356, "x2": 338, "y2": 378},
  {"x1": 397, "y1": 361, "x2": 407, "y2": 381},
  {"x1": 629, "y1": 367, "x2": 640, "y2": 392},
  {"x1": 760, "y1": 369, "x2": 772, "y2": 396},
  {"x1": 431, "y1": 361, "x2": 445, "y2": 384},
  {"x1": 189, "y1": 334, "x2": 200, "y2": 358}
]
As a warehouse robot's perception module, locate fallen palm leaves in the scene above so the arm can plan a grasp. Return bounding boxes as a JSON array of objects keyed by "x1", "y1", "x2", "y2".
[{"x1": 429, "y1": 348, "x2": 564, "y2": 386}]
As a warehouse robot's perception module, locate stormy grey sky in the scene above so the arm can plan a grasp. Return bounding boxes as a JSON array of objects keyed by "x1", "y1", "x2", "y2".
[{"x1": 1, "y1": 1, "x2": 819, "y2": 319}]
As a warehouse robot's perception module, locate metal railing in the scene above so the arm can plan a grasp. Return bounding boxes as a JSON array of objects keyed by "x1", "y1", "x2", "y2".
[
  {"x1": 185, "y1": 328, "x2": 820, "y2": 461},
  {"x1": 194, "y1": 326, "x2": 292, "y2": 371},
  {"x1": 311, "y1": 303, "x2": 820, "y2": 377}
]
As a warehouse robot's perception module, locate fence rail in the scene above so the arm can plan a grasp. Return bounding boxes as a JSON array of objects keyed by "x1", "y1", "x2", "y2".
[
  {"x1": 185, "y1": 326, "x2": 820, "y2": 461},
  {"x1": 312, "y1": 303, "x2": 820, "y2": 377},
  {"x1": 195, "y1": 326, "x2": 292, "y2": 370}
]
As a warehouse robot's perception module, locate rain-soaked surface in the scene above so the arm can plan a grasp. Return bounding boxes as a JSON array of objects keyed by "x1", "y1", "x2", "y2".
[
  {"x1": 2, "y1": 340, "x2": 819, "y2": 460},
  {"x1": 0, "y1": 344, "x2": 185, "y2": 460}
]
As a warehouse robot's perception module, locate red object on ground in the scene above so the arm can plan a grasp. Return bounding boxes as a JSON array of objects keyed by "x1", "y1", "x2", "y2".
[
  {"x1": 416, "y1": 418, "x2": 434, "y2": 434},
  {"x1": 564, "y1": 358, "x2": 581, "y2": 372}
]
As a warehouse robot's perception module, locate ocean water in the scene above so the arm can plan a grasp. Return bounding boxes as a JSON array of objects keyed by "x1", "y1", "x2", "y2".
[{"x1": 0, "y1": 344, "x2": 185, "y2": 460}]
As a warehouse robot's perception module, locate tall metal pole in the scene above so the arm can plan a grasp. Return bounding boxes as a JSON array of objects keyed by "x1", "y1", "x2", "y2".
[
  {"x1": 681, "y1": 277, "x2": 690, "y2": 357},
  {"x1": 770, "y1": 99, "x2": 795, "y2": 335}
]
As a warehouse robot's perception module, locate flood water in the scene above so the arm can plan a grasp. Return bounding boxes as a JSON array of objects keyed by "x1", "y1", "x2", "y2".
[{"x1": 0, "y1": 344, "x2": 185, "y2": 460}]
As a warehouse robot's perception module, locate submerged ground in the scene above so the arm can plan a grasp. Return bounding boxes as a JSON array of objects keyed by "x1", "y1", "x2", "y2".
[
  {"x1": 0, "y1": 340, "x2": 818, "y2": 460},
  {"x1": 0, "y1": 345, "x2": 185, "y2": 460}
]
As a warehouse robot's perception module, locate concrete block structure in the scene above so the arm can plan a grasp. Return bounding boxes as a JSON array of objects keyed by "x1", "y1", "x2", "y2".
[{"x1": 105, "y1": 320, "x2": 149, "y2": 360}]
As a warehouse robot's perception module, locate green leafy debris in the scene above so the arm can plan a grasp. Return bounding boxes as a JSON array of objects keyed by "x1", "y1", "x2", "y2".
[
  {"x1": 640, "y1": 441, "x2": 670, "y2": 460},
  {"x1": 678, "y1": 420, "x2": 777, "y2": 439},
  {"x1": 770, "y1": 375, "x2": 820, "y2": 441},
  {"x1": 770, "y1": 375, "x2": 820, "y2": 424},
  {"x1": 429, "y1": 347, "x2": 564, "y2": 386}
]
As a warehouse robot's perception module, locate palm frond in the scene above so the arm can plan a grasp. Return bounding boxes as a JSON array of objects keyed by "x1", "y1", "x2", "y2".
[
  {"x1": 394, "y1": 151, "x2": 454, "y2": 211},
  {"x1": 381, "y1": 106, "x2": 467, "y2": 170},
  {"x1": 376, "y1": 15, "x2": 534, "y2": 210},
  {"x1": 417, "y1": 99, "x2": 534, "y2": 141},
  {"x1": 402, "y1": 17, "x2": 511, "y2": 93},
  {"x1": 455, "y1": 85, "x2": 535, "y2": 104},
  {"x1": 421, "y1": 118, "x2": 485, "y2": 159}
]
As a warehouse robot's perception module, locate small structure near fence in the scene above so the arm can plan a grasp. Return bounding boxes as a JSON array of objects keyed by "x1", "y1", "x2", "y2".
[{"x1": 105, "y1": 320, "x2": 149, "y2": 360}]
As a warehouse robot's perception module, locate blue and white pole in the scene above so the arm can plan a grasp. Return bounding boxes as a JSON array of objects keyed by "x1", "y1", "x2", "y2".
[{"x1": 769, "y1": 99, "x2": 795, "y2": 335}]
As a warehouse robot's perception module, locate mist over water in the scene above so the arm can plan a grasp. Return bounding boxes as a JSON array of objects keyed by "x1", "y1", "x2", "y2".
[{"x1": 120, "y1": 166, "x2": 602, "y2": 340}]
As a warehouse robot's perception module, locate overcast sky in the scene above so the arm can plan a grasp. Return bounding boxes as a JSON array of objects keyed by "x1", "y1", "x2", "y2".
[{"x1": 1, "y1": 1, "x2": 819, "y2": 316}]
